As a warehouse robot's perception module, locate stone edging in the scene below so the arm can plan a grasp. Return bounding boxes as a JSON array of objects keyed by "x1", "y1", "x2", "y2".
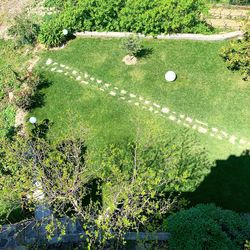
[{"x1": 75, "y1": 31, "x2": 244, "y2": 41}]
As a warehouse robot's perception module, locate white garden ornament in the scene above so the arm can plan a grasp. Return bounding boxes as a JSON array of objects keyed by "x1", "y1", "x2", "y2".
[
  {"x1": 29, "y1": 117, "x2": 37, "y2": 124},
  {"x1": 165, "y1": 71, "x2": 176, "y2": 82},
  {"x1": 63, "y1": 29, "x2": 68, "y2": 35}
]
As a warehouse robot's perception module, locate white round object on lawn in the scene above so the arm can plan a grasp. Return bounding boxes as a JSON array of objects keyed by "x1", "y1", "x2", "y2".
[
  {"x1": 29, "y1": 117, "x2": 37, "y2": 124},
  {"x1": 165, "y1": 71, "x2": 176, "y2": 82},
  {"x1": 62, "y1": 29, "x2": 68, "y2": 35}
]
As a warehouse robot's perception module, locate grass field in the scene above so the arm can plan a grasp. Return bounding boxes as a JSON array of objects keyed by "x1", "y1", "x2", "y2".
[
  {"x1": 30, "y1": 38, "x2": 250, "y2": 212},
  {"x1": 33, "y1": 38, "x2": 250, "y2": 159}
]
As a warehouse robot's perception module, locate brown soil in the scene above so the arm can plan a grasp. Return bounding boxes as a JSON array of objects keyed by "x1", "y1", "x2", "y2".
[{"x1": 122, "y1": 55, "x2": 138, "y2": 65}]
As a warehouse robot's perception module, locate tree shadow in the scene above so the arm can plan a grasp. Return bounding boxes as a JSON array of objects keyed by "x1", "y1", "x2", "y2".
[
  {"x1": 31, "y1": 119, "x2": 54, "y2": 139},
  {"x1": 137, "y1": 47, "x2": 153, "y2": 59},
  {"x1": 183, "y1": 150, "x2": 250, "y2": 213}
]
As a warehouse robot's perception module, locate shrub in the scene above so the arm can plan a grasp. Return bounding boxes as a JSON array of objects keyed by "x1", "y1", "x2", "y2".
[
  {"x1": 39, "y1": 0, "x2": 212, "y2": 47},
  {"x1": 8, "y1": 14, "x2": 40, "y2": 47},
  {"x1": 220, "y1": 23, "x2": 250, "y2": 81},
  {"x1": 163, "y1": 204, "x2": 250, "y2": 250},
  {"x1": 13, "y1": 73, "x2": 40, "y2": 110},
  {"x1": 122, "y1": 36, "x2": 143, "y2": 57}
]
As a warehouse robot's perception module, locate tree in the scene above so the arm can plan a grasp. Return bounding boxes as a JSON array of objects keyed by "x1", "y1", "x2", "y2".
[
  {"x1": 0, "y1": 132, "x2": 212, "y2": 248},
  {"x1": 163, "y1": 204, "x2": 250, "y2": 250},
  {"x1": 220, "y1": 23, "x2": 250, "y2": 81}
]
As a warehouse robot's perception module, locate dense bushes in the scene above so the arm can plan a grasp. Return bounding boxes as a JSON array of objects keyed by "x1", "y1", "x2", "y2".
[
  {"x1": 220, "y1": 24, "x2": 250, "y2": 81},
  {"x1": 8, "y1": 14, "x2": 40, "y2": 47},
  {"x1": 164, "y1": 204, "x2": 250, "y2": 250},
  {"x1": 39, "y1": 0, "x2": 212, "y2": 47}
]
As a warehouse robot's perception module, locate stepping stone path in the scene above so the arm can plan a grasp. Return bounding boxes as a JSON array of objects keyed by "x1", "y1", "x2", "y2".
[{"x1": 44, "y1": 58, "x2": 250, "y2": 150}]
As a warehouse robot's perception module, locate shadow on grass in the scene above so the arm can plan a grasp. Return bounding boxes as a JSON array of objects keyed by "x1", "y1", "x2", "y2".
[
  {"x1": 183, "y1": 150, "x2": 250, "y2": 213},
  {"x1": 137, "y1": 47, "x2": 153, "y2": 58}
]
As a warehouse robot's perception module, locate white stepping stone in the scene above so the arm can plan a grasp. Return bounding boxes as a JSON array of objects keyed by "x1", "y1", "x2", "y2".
[
  {"x1": 46, "y1": 58, "x2": 53, "y2": 65},
  {"x1": 144, "y1": 100, "x2": 150, "y2": 105},
  {"x1": 90, "y1": 77, "x2": 95, "y2": 81},
  {"x1": 239, "y1": 139, "x2": 247, "y2": 145},
  {"x1": 212, "y1": 128, "x2": 218, "y2": 133},
  {"x1": 153, "y1": 103, "x2": 160, "y2": 108},
  {"x1": 154, "y1": 111, "x2": 159, "y2": 114},
  {"x1": 109, "y1": 91, "x2": 116, "y2": 96},
  {"x1": 64, "y1": 72, "x2": 68, "y2": 76},
  {"x1": 192, "y1": 125, "x2": 197, "y2": 130},
  {"x1": 139, "y1": 96, "x2": 144, "y2": 101},
  {"x1": 120, "y1": 97, "x2": 126, "y2": 100},
  {"x1": 161, "y1": 107, "x2": 170, "y2": 114},
  {"x1": 198, "y1": 127, "x2": 208, "y2": 134},
  {"x1": 53, "y1": 62, "x2": 58, "y2": 65},
  {"x1": 72, "y1": 70, "x2": 77, "y2": 75},
  {"x1": 128, "y1": 100, "x2": 132, "y2": 103},
  {"x1": 84, "y1": 73, "x2": 89, "y2": 78},
  {"x1": 177, "y1": 119, "x2": 182, "y2": 124},
  {"x1": 169, "y1": 115, "x2": 176, "y2": 121},
  {"x1": 229, "y1": 135, "x2": 237, "y2": 144},
  {"x1": 51, "y1": 68, "x2": 56, "y2": 72},
  {"x1": 105, "y1": 83, "x2": 111, "y2": 87},
  {"x1": 196, "y1": 120, "x2": 208, "y2": 126},
  {"x1": 60, "y1": 64, "x2": 65, "y2": 68},
  {"x1": 97, "y1": 80, "x2": 102, "y2": 84},
  {"x1": 76, "y1": 76, "x2": 81, "y2": 81},
  {"x1": 121, "y1": 90, "x2": 127, "y2": 94},
  {"x1": 149, "y1": 107, "x2": 153, "y2": 112},
  {"x1": 57, "y1": 69, "x2": 63, "y2": 73},
  {"x1": 114, "y1": 87, "x2": 119, "y2": 90},
  {"x1": 99, "y1": 88, "x2": 105, "y2": 92},
  {"x1": 130, "y1": 93, "x2": 136, "y2": 98},
  {"x1": 186, "y1": 117, "x2": 193, "y2": 123},
  {"x1": 134, "y1": 102, "x2": 139, "y2": 106},
  {"x1": 65, "y1": 66, "x2": 69, "y2": 69},
  {"x1": 180, "y1": 114, "x2": 185, "y2": 119},
  {"x1": 183, "y1": 123, "x2": 190, "y2": 128},
  {"x1": 81, "y1": 81, "x2": 89, "y2": 85}
]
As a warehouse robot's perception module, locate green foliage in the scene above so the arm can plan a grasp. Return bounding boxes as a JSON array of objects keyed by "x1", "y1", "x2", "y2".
[
  {"x1": 13, "y1": 73, "x2": 41, "y2": 110},
  {"x1": 220, "y1": 24, "x2": 250, "y2": 81},
  {"x1": 0, "y1": 105, "x2": 16, "y2": 138},
  {"x1": 163, "y1": 204, "x2": 250, "y2": 250},
  {"x1": 39, "y1": 0, "x2": 212, "y2": 47},
  {"x1": 122, "y1": 35, "x2": 143, "y2": 57},
  {"x1": 8, "y1": 14, "x2": 40, "y2": 47}
]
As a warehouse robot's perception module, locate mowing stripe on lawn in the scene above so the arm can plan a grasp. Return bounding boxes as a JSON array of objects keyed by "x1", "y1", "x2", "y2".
[{"x1": 43, "y1": 58, "x2": 250, "y2": 149}]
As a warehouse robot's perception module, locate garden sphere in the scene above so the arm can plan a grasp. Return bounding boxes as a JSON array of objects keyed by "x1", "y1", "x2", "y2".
[
  {"x1": 63, "y1": 29, "x2": 68, "y2": 36},
  {"x1": 29, "y1": 117, "x2": 37, "y2": 124},
  {"x1": 165, "y1": 71, "x2": 176, "y2": 82}
]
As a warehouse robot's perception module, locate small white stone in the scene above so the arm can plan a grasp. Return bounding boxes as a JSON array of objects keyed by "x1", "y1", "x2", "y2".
[
  {"x1": 57, "y1": 69, "x2": 63, "y2": 73},
  {"x1": 186, "y1": 117, "x2": 193, "y2": 123},
  {"x1": 120, "y1": 97, "x2": 126, "y2": 100},
  {"x1": 76, "y1": 76, "x2": 81, "y2": 81},
  {"x1": 105, "y1": 83, "x2": 111, "y2": 87},
  {"x1": 109, "y1": 91, "x2": 116, "y2": 96},
  {"x1": 139, "y1": 96, "x2": 144, "y2": 101},
  {"x1": 149, "y1": 107, "x2": 154, "y2": 112},
  {"x1": 130, "y1": 93, "x2": 136, "y2": 98},
  {"x1": 198, "y1": 127, "x2": 208, "y2": 134},
  {"x1": 154, "y1": 111, "x2": 159, "y2": 114},
  {"x1": 53, "y1": 62, "x2": 58, "y2": 65},
  {"x1": 128, "y1": 100, "x2": 132, "y2": 103},
  {"x1": 180, "y1": 114, "x2": 185, "y2": 119},
  {"x1": 81, "y1": 81, "x2": 89, "y2": 85},
  {"x1": 64, "y1": 72, "x2": 68, "y2": 76},
  {"x1": 72, "y1": 70, "x2": 77, "y2": 75},
  {"x1": 46, "y1": 58, "x2": 53, "y2": 65},
  {"x1": 239, "y1": 139, "x2": 246, "y2": 145},
  {"x1": 90, "y1": 77, "x2": 95, "y2": 81},
  {"x1": 84, "y1": 73, "x2": 89, "y2": 78},
  {"x1": 114, "y1": 87, "x2": 119, "y2": 90},
  {"x1": 60, "y1": 64, "x2": 65, "y2": 68},
  {"x1": 65, "y1": 66, "x2": 69, "y2": 69},
  {"x1": 134, "y1": 102, "x2": 139, "y2": 106},
  {"x1": 229, "y1": 136, "x2": 237, "y2": 145},
  {"x1": 97, "y1": 79, "x2": 102, "y2": 84},
  {"x1": 169, "y1": 115, "x2": 176, "y2": 121},
  {"x1": 99, "y1": 88, "x2": 105, "y2": 91},
  {"x1": 212, "y1": 128, "x2": 218, "y2": 133},
  {"x1": 121, "y1": 90, "x2": 127, "y2": 94},
  {"x1": 161, "y1": 107, "x2": 170, "y2": 114},
  {"x1": 153, "y1": 103, "x2": 160, "y2": 108},
  {"x1": 165, "y1": 71, "x2": 176, "y2": 82},
  {"x1": 51, "y1": 68, "x2": 56, "y2": 71},
  {"x1": 183, "y1": 123, "x2": 190, "y2": 127},
  {"x1": 144, "y1": 100, "x2": 150, "y2": 105}
]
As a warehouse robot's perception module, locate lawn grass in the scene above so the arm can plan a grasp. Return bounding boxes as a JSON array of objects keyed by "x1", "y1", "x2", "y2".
[
  {"x1": 34, "y1": 38, "x2": 250, "y2": 159},
  {"x1": 31, "y1": 37, "x2": 250, "y2": 212}
]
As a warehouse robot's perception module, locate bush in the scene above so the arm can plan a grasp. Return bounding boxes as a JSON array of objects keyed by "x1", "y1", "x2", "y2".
[
  {"x1": 220, "y1": 23, "x2": 250, "y2": 81},
  {"x1": 122, "y1": 36, "x2": 143, "y2": 57},
  {"x1": 163, "y1": 204, "x2": 250, "y2": 250},
  {"x1": 8, "y1": 14, "x2": 40, "y2": 47},
  {"x1": 13, "y1": 73, "x2": 41, "y2": 110},
  {"x1": 39, "y1": 0, "x2": 212, "y2": 47}
]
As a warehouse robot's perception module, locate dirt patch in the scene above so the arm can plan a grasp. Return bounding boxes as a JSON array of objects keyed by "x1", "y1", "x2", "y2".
[{"x1": 122, "y1": 55, "x2": 138, "y2": 65}]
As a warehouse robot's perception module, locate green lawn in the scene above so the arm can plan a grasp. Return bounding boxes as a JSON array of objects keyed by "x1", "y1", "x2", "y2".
[
  {"x1": 31, "y1": 38, "x2": 250, "y2": 212},
  {"x1": 33, "y1": 38, "x2": 250, "y2": 159}
]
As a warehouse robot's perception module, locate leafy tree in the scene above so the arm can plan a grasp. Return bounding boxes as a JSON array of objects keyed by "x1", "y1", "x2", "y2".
[
  {"x1": 0, "y1": 133, "x2": 212, "y2": 248},
  {"x1": 220, "y1": 23, "x2": 250, "y2": 81},
  {"x1": 122, "y1": 35, "x2": 144, "y2": 57},
  {"x1": 163, "y1": 204, "x2": 250, "y2": 250}
]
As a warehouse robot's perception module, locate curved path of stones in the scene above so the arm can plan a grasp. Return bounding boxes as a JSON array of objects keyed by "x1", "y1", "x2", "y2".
[{"x1": 43, "y1": 58, "x2": 250, "y2": 150}]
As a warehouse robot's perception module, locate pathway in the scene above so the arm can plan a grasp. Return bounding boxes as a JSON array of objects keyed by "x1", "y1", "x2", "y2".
[{"x1": 43, "y1": 58, "x2": 250, "y2": 150}]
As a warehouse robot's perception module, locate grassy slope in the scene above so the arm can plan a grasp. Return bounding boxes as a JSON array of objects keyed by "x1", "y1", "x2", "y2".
[
  {"x1": 31, "y1": 38, "x2": 250, "y2": 212},
  {"x1": 34, "y1": 38, "x2": 250, "y2": 159}
]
